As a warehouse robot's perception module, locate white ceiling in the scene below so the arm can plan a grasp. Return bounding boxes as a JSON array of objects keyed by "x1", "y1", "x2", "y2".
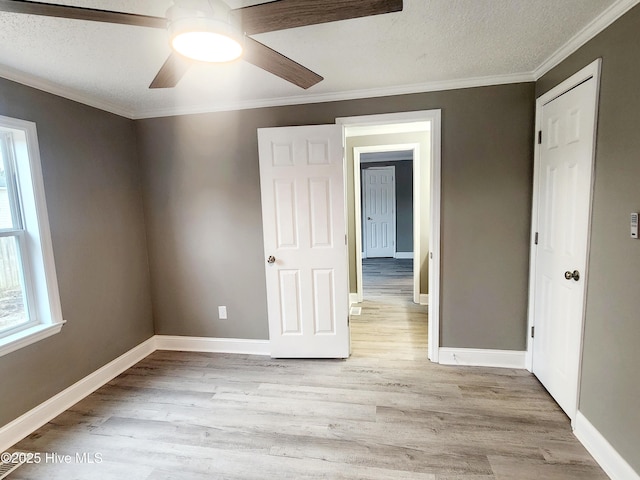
[{"x1": 0, "y1": 0, "x2": 636, "y2": 119}]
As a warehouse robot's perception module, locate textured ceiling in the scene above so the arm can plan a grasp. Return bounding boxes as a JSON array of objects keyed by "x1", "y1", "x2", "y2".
[{"x1": 0, "y1": 0, "x2": 633, "y2": 118}]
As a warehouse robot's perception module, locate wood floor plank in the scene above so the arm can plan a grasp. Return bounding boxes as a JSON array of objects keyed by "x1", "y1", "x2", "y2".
[
  {"x1": 488, "y1": 455, "x2": 607, "y2": 480},
  {"x1": 7, "y1": 258, "x2": 607, "y2": 479}
]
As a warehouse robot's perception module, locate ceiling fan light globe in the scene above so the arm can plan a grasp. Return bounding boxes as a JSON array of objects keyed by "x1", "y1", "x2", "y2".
[
  {"x1": 172, "y1": 31, "x2": 243, "y2": 63},
  {"x1": 167, "y1": 1, "x2": 244, "y2": 64}
]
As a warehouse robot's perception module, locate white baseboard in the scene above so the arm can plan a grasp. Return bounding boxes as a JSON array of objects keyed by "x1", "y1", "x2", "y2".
[
  {"x1": 0, "y1": 337, "x2": 156, "y2": 453},
  {"x1": 394, "y1": 252, "x2": 414, "y2": 259},
  {"x1": 349, "y1": 293, "x2": 360, "y2": 305},
  {"x1": 438, "y1": 347, "x2": 526, "y2": 369},
  {"x1": 574, "y1": 411, "x2": 639, "y2": 480},
  {"x1": 154, "y1": 335, "x2": 270, "y2": 356},
  {"x1": 419, "y1": 294, "x2": 429, "y2": 305}
]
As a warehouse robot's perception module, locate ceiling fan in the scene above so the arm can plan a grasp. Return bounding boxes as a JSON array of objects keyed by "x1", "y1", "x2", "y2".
[{"x1": 0, "y1": 0, "x2": 403, "y2": 89}]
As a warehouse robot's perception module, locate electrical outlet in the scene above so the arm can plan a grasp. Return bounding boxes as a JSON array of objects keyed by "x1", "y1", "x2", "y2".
[{"x1": 218, "y1": 306, "x2": 227, "y2": 320}]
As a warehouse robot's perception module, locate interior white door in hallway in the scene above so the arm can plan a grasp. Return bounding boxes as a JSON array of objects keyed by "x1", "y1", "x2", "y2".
[
  {"x1": 531, "y1": 72, "x2": 598, "y2": 420},
  {"x1": 363, "y1": 166, "x2": 396, "y2": 258},
  {"x1": 258, "y1": 125, "x2": 349, "y2": 358}
]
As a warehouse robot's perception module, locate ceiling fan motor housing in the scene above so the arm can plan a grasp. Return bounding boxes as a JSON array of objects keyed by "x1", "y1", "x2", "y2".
[{"x1": 167, "y1": 0, "x2": 245, "y2": 62}]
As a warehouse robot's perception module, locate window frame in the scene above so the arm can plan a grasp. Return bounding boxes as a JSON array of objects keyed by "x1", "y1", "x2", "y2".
[{"x1": 0, "y1": 115, "x2": 64, "y2": 357}]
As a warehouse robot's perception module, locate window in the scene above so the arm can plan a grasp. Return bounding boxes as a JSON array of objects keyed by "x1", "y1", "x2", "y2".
[{"x1": 0, "y1": 115, "x2": 64, "y2": 357}]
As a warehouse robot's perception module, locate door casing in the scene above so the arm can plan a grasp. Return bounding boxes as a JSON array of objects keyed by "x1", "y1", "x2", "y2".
[{"x1": 526, "y1": 59, "x2": 601, "y2": 424}]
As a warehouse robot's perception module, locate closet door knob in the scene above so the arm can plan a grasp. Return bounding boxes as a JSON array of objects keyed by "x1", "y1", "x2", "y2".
[{"x1": 564, "y1": 270, "x2": 580, "y2": 281}]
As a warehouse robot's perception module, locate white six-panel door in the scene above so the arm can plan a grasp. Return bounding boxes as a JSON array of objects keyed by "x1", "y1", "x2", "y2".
[
  {"x1": 363, "y1": 166, "x2": 396, "y2": 258},
  {"x1": 258, "y1": 125, "x2": 349, "y2": 358},
  {"x1": 532, "y1": 75, "x2": 598, "y2": 419}
]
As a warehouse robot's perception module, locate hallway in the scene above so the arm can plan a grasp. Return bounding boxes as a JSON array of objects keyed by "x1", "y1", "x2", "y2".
[{"x1": 350, "y1": 258, "x2": 427, "y2": 360}]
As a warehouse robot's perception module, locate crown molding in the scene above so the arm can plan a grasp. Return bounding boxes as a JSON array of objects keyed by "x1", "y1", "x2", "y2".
[
  {"x1": 0, "y1": 66, "x2": 531, "y2": 121},
  {"x1": 534, "y1": 0, "x2": 640, "y2": 79},
  {"x1": 131, "y1": 72, "x2": 534, "y2": 119},
  {"x1": 0, "y1": 65, "x2": 135, "y2": 119}
]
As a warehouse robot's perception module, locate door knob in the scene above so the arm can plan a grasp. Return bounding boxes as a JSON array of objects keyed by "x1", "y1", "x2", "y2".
[
  {"x1": 267, "y1": 255, "x2": 276, "y2": 264},
  {"x1": 564, "y1": 270, "x2": 580, "y2": 281},
  {"x1": 367, "y1": 217, "x2": 372, "y2": 220}
]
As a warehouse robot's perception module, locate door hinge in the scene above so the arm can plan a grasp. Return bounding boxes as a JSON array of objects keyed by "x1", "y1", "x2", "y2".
[
  {"x1": 345, "y1": 234, "x2": 347, "y2": 245},
  {"x1": 531, "y1": 326, "x2": 535, "y2": 338},
  {"x1": 534, "y1": 232, "x2": 539, "y2": 245},
  {"x1": 537, "y1": 130, "x2": 542, "y2": 144}
]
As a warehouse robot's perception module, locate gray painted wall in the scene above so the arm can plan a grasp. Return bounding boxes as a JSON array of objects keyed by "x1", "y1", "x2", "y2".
[
  {"x1": 536, "y1": 4, "x2": 640, "y2": 472},
  {"x1": 137, "y1": 82, "x2": 534, "y2": 350},
  {"x1": 394, "y1": 161, "x2": 413, "y2": 252},
  {"x1": 361, "y1": 160, "x2": 413, "y2": 253},
  {"x1": 0, "y1": 78, "x2": 154, "y2": 426}
]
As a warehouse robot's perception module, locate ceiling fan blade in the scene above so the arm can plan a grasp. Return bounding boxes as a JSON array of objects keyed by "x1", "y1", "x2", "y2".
[
  {"x1": 0, "y1": 0, "x2": 166, "y2": 29},
  {"x1": 243, "y1": 37, "x2": 323, "y2": 89},
  {"x1": 234, "y1": 0, "x2": 402, "y2": 35},
  {"x1": 149, "y1": 53, "x2": 192, "y2": 89}
]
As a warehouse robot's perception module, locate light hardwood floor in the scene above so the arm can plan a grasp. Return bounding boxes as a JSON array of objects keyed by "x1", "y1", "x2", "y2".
[
  {"x1": 8, "y1": 258, "x2": 607, "y2": 479},
  {"x1": 352, "y1": 258, "x2": 426, "y2": 360}
]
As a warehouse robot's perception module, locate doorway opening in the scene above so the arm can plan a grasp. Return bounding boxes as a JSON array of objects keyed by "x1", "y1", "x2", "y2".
[
  {"x1": 337, "y1": 110, "x2": 441, "y2": 361},
  {"x1": 360, "y1": 153, "x2": 414, "y2": 306}
]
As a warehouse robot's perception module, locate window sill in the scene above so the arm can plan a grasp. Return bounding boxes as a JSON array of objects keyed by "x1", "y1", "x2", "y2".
[{"x1": 0, "y1": 321, "x2": 66, "y2": 358}]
